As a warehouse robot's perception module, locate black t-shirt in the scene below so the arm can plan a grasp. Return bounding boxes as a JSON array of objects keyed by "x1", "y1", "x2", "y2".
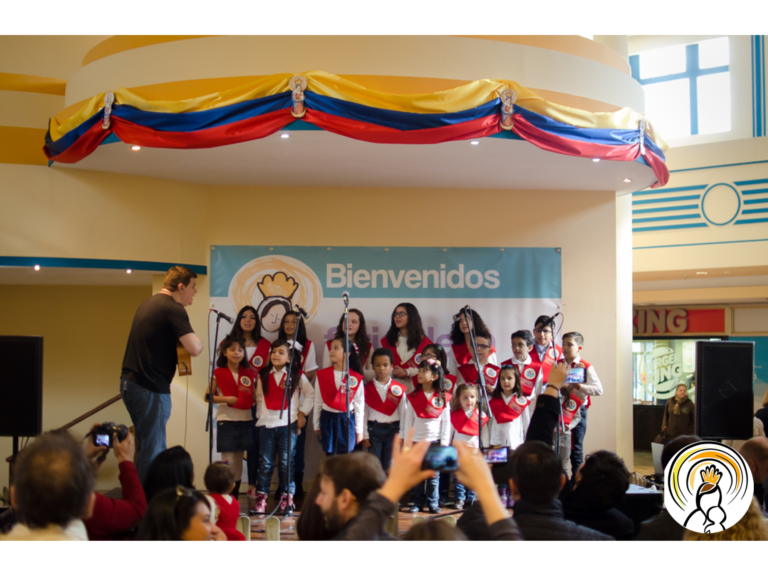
[{"x1": 121, "y1": 293, "x2": 194, "y2": 394}]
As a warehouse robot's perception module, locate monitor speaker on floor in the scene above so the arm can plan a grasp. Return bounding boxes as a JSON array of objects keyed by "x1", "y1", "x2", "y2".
[
  {"x1": 0, "y1": 336, "x2": 43, "y2": 437},
  {"x1": 695, "y1": 340, "x2": 754, "y2": 440}
]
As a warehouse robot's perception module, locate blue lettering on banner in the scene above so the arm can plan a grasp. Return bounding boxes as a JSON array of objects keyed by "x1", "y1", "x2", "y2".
[{"x1": 210, "y1": 246, "x2": 561, "y2": 299}]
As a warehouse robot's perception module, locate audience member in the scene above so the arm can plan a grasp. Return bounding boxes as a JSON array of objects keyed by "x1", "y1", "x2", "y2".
[
  {"x1": 204, "y1": 461, "x2": 244, "y2": 541},
  {"x1": 739, "y1": 437, "x2": 768, "y2": 509},
  {"x1": 562, "y1": 450, "x2": 634, "y2": 540},
  {"x1": 636, "y1": 434, "x2": 702, "y2": 541},
  {"x1": 297, "y1": 476, "x2": 339, "y2": 540},
  {"x1": 136, "y1": 486, "x2": 224, "y2": 541},
  {"x1": 659, "y1": 384, "x2": 695, "y2": 443},
  {"x1": 683, "y1": 497, "x2": 768, "y2": 541},
  {"x1": 403, "y1": 520, "x2": 467, "y2": 540},
  {"x1": 755, "y1": 390, "x2": 768, "y2": 432},
  {"x1": 142, "y1": 445, "x2": 195, "y2": 504},
  {"x1": 2, "y1": 431, "x2": 94, "y2": 541},
  {"x1": 314, "y1": 451, "x2": 392, "y2": 540},
  {"x1": 83, "y1": 425, "x2": 147, "y2": 540}
]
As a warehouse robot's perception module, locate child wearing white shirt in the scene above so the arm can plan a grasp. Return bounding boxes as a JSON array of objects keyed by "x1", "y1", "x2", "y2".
[
  {"x1": 449, "y1": 383, "x2": 490, "y2": 509},
  {"x1": 402, "y1": 358, "x2": 451, "y2": 513},
  {"x1": 362, "y1": 348, "x2": 407, "y2": 472}
]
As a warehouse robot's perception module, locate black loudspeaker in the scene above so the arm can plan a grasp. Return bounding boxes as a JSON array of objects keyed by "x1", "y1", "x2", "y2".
[
  {"x1": 0, "y1": 336, "x2": 43, "y2": 437},
  {"x1": 695, "y1": 340, "x2": 754, "y2": 440}
]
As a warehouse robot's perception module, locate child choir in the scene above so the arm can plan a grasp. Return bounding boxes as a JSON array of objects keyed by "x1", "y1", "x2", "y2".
[{"x1": 213, "y1": 304, "x2": 602, "y2": 514}]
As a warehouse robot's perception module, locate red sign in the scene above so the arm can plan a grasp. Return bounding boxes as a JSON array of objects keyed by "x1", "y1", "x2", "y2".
[{"x1": 633, "y1": 307, "x2": 726, "y2": 335}]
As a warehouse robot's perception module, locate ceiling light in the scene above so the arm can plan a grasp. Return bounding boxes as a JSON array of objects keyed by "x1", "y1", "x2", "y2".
[
  {"x1": 470, "y1": 140, "x2": 480, "y2": 145},
  {"x1": 131, "y1": 145, "x2": 141, "y2": 151},
  {"x1": 280, "y1": 133, "x2": 290, "y2": 139},
  {"x1": 592, "y1": 158, "x2": 600, "y2": 162},
  {"x1": 696, "y1": 271, "x2": 707, "y2": 275},
  {"x1": 34, "y1": 264, "x2": 40, "y2": 271},
  {"x1": 623, "y1": 178, "x2": 632, "y2": 183},
  {"x1": 126, "y1": 269, "x2": 132, "y2": 274}
]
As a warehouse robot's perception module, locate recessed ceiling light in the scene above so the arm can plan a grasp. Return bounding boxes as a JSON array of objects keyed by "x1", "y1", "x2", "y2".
[
  {"x1": 623, "y1": 178, "x2": 632, "y2": 183},
  {"x1": 131, "y1": 145, "x2": 141, "y2": 151},
  {"x1": 33, "y1": 264, "x2": 40, "y2": 271},
  {"x1": 126, "y1": 269, "x2": 132, "y2": 274},
  {"x1": 696, "y1": 271, "x2": 707, "y2": 275},
  {"x1": 592, "y1": 158, "x2": 600, "y2": 162},
  {"x1": 470, "y1": 140, "x2": 480, "y2": 145},
  {"x1": 280, "y1": 133, "x2": 290, "y2": 139}
]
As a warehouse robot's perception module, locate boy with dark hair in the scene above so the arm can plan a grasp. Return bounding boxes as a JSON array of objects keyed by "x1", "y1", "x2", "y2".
[
  {"x1": 502, "y1": 329, "x2": 542, "y2": 399},
  {"x1": 530, "y1": 315, "x2": 564, "y2": 385},
  {"x1": 362, "y1": 347, "x2": 407, "y2": 472},
  {"x1": 561, "y1": 331, "x2": 602, "y2": 477},
  {"x1": 3, "y1": 431, "x2": 95, "y2": 540}
]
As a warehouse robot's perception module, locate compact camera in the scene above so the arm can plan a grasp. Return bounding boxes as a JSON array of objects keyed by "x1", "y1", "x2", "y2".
[{"x1": 91, "y1": 422, "x2": 129, "y2": 448}]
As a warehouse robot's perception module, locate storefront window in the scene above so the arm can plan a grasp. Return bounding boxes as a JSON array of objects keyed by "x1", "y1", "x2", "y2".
[{"x1": 632, "y1": 338, "x2": 723, "y2": 405}]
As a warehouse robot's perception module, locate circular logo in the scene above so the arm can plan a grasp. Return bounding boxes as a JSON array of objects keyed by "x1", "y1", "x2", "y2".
[
  {"x1": 547, "y1": 348, "x2": 556, "y2": 359},
  {"x1": 414, "y1": 353, "x2": 422, "y2": 364},
  {"x1": 485, "y1": 367, "x2": 497, "y2": 378},
  {"x1": 664, "y1": 441, "x2": 753, "y2": 534},
  {"x1": 701, "y1": 183, "x2": 741, "y2": 226},
  {"x1": 253, "y1": 356, "x2": 264, "y2": 368},
  {"x1": 431, "y1": 397, "x2": 443, "y2": 408},
  {"x1": 565, "y1": 399, "x2": 577, "y2": 411},
  {"x1": 524, "y1": 368, "x2": 536, "y2": 380},
  {"x1": 391, "y1": 385, "x2": 403, "y2": 397},
  {"x1": 348, "y1": 376, "x2": 359, "y2": 387},
  {"x1": 240, "y1": 376, "x2": 252, "y2": 387},
  {"x1": 514, "y1": 395, "x2": 528, "y2": 406}
]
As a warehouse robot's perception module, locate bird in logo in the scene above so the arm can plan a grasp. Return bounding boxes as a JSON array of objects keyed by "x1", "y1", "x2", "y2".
[{"x1": 684, "y1": 465, "x2": 726, "y2": 533}]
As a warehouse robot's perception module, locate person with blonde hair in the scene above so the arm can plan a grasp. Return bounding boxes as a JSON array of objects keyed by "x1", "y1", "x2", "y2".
[{"x1": 683, "y1": 497, "x2": 768, "y2": 541}]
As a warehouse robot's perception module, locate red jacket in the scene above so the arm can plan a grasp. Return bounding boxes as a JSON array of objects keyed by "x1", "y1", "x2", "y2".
[{"x1": 84, "y1": 461, "x2": 147, "y2": 540}]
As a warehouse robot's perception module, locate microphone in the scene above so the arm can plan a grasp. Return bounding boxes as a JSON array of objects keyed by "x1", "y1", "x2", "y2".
[
  {"x1": 295, "y1": 304, "x2": 309, "y2": 319},
  {"x1": 342, "y1": 291, "x2": 349, "y2": 304},
  {"x1": 210, "y1": 308, "x2": 234, "y2": 324}
]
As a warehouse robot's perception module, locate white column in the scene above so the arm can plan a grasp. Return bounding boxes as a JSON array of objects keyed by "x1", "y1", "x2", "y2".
[{"x1": 594, "y1": 34, "x2": 629, "y2": 61}]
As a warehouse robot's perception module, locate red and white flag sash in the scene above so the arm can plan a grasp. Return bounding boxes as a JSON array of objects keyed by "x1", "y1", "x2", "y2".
[
  {"x1": 489, "y1": 394, "x2": 530, "y2": 423},
  {"x1": 214, "y1": 367, "x2": 255, "y2": 410},
  {"x1": 317, "y1": 367, "x2": 362, "y2": 412},
  {"x1": 364, "y1": 380, "x2": 405, "y2": 416},
  {"x1": 248, "y1": 338, "x2": 272, "y2": 372},
  {"x1": 450, "y1": 408, "x2": 488, "y2": 435},
  {"x1": 408, "y1": 389, "x2": 446, "y2": 419}
]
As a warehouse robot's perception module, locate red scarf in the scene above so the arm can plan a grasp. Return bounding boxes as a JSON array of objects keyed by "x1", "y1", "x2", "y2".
[
  {"x1": 502, "y1": 358, "x2": 539, "y2": 396},
  {"x1": 529, "y1": 344, "x2": 562, "y2": 384},
  {"x1": 316, "y1": 367, "x2": 363, "y2": 412},
  {"x1": 408, "y1": 388, "x2": 446, "y2": 419},
  {"x1": 364, "y1": 379, "x2": 405, "y2": 416},
  {"x1": 411, "y1": 373, "x2": 457, "y2": 403},
  {"x1": 450, "y1": 407, "x2": 488, "y2": 435},
  {"x1": 489, "y1": 394, "x2": 530, "y2": 423},
  {"x1": 380, "y1": 335, "x2": 432, "y2": 369},
  {"x1": 261, "y1": 369, "x2": 303, "y2": 411},
  {"x1": 457, "y1": 362, "x2": 500, "y2": 388},
  {"x1": 248, "y1": 338, "x2": 272, "y2": 372},
  {"x1": 451, "y1": 341, "x2": 497, "y2": 366},
  {"x1": 213, "y1": 367, "x2": 255, "y2": 410},
  {"x1": 562, "y1": 394, "x2": 584, "y2": 426}
]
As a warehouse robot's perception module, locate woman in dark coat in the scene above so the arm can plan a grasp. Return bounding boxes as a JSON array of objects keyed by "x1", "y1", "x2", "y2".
[{"x1": 660, "y1": 384, "x2": 695, "y2": 442}]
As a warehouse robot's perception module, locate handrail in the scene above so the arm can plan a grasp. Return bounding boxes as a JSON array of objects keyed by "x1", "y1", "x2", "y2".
[{"x1": 5, "y1": 393, "x2": 122, "y2": 463}]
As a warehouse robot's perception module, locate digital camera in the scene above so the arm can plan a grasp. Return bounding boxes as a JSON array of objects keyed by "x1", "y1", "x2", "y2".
[{"x1": 91, "y1": 422, "x2": 129, "y2": 448}]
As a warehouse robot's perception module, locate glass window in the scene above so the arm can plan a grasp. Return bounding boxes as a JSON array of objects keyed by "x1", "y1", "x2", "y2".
[
  {"x1": 697, "y1": 72, "x2": 731, "y2": 135},
  {"x1": 643, "y1": 79, "x2": 691, "y2": 140},
  {"x1": 698, "y1": 37, "x2": 729, "y2": 69},
  {"x1": 639, "y1": 44, "x2": 687, "y2": 79}
]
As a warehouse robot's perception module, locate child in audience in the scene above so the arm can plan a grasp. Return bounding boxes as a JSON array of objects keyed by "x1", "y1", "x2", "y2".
[
  {"x1": 455, "y1": 333, "x2": 500, "y2": 395},
  {"x1": 489, "y1": 364, "x2": 531, "y2": 508},
  {"x1": 204, "y1": 335, "x2": 255, "y2": 502},
  {"x1": 204, "y1": 461, "x2": 245, "y2": 541},
  {"x1": 447, "y1": 308, "x2": 498, "y2": 375},
  {"x1": 402, "y1": 358, "x2": 451, "y2": 513},
  {"x1": 313, "y1": 338, "x2": 365, "y2": 457},
  {"x1": 252, "y1": 339, "x2": 314, "y2": 514},
  {"x1": 561, "y1": 331, "x2": 603, "y2": 477},
  {"x1": 322, "y1": 308, "x2": 374, "y2": 381},
  {"x1": 381, "y1": 302, "x2": 432, "y2": 391},
  {"x1": 362, "y1": 348, "x2": 407, "y2": 472},
  {"x1": 450, "y1": 384, "x2": 489, "y2": 509}
]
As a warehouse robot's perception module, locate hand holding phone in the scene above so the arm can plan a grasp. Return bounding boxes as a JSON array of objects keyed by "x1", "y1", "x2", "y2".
[{"x1": 421, "y1": 445, "x2": 459, "y2": 472}]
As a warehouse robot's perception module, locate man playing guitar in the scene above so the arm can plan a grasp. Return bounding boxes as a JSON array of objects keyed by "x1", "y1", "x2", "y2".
[{"x1": 120, "y1": 266, "x2": 204, "y2": 482}]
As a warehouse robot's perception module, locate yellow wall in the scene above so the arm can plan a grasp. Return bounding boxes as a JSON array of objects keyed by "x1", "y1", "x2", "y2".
[
  {"x1": 0, "y1": 285, "x2": 150, "y2": 492},
  {"x1": 1, "y1": 164, "x2": 632, "y2": 489}
]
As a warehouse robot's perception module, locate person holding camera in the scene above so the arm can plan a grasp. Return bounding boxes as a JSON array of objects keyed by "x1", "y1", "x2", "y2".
[{"x1": 83, "y1": 422, "x2": 147, "y2": 540}]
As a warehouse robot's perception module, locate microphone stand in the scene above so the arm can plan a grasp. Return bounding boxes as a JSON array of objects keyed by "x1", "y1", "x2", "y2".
[
  {"x1": 278, "y1": 309, "x2": 304, "y2": 516},
  {"x1": 464, "y1": 306, "x2": 489, "y2": 456},
  {"x1": 206, "y1": 312, "x2": 225, "y2": 464},
  {"x1": 343, "y1": 294, "x2": 352, "y2": 455}
]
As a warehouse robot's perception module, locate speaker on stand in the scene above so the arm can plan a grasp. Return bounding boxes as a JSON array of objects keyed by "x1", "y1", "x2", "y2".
[{"x1": 694, "y1": 340, "x2": 754, "y2": 440}]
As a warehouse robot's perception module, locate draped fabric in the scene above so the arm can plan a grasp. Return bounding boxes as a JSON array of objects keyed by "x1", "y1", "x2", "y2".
[{"x1": 43, "y1": 70, "x2": 669, "y2": 187}]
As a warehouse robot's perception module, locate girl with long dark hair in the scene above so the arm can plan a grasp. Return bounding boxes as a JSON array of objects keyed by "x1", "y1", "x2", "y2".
[
  {"x1": 380, "y1": 302, "x2": 432, "y2": 391},
  {"x1": 448, "y1": 308, "x2": 497, "y2": 374},
  {"x1": 321, "y1": 308, "x2": 373, "y2": 380}
]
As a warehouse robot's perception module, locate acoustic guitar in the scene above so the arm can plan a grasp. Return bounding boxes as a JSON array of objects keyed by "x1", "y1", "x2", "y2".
[{"x1": 177, "y1": 342, "x2": 192, "y2": 376}]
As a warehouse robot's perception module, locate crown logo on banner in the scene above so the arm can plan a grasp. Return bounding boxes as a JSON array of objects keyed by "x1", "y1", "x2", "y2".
[{"x1": 257, "y1": 272, "x2": 299, "y2": 300}]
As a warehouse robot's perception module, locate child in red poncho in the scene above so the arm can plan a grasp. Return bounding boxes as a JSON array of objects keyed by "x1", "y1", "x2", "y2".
[{"x1": 204, "y1": 461, "x2": 246, "y2": 541}]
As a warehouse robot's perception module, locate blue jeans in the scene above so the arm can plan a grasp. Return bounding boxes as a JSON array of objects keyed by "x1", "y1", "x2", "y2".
[
  {"x1": 367, "y1": 421, "x2": 400, "y2": 472},
  {"x1": 454, "y1": 481, "x2": 476, "y2": 504},
  {"x1": 413, "y1": 473, "x2": 439, "y2": 509},
  {"x1": 257, "y1": 423, "x2": 298, "y2": 495},
  {"x1": 120, "y1": 378, "x2": 171, "y2": 483},
  {"x1": 570, "y1": 405, "x2": 588, "y2": 473}
]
